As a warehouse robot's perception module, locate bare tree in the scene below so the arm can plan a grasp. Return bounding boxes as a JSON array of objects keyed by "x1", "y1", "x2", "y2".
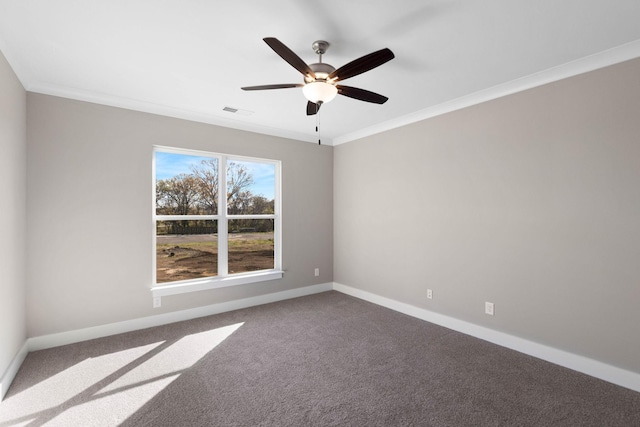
[
  {"x1": 248, "y1": 195, "x2": 274, "y2": 215},
  {"x1": 190, "y1": 159, "x2": 219, "y2": 214},
  {"x1": 156, "y1": 173, "x2": 200, "y2": 215},
  {"x1": 228, "y1": 190, "x2": 253, "y2": 215},
  {"x1": 158, "y1": 160, "x2": 272, "y2": 234},
  {"x1": 226, "y1": 162, "x2": 254, "y2": 209},
  {"x1": 189, "y1": 160, "x2": 256, "y2": 215}
]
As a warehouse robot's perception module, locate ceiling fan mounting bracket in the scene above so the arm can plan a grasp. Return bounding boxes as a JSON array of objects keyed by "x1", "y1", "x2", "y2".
[{"x1": 311, "y1": 40, "x2": 330, "y2": 55}]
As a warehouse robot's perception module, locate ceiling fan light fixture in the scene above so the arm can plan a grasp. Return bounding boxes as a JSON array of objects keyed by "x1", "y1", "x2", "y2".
[
  {"x1": 241, "y1": 38, "x2": 394, "y2": 116},
  {"x1": 303, "y1": 81, "x2": 338, "y2": 104}
]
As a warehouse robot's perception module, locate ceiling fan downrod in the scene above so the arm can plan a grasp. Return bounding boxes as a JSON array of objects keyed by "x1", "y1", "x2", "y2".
[
  {"x1": 305, "y1": 41, "x2": 336, "y2": 84},
  {"x1": 311, "y1": 40, "x2": 330, "y2": 62}
]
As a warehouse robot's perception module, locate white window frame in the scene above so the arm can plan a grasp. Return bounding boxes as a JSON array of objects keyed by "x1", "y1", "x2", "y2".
[{"x1": 151, "y1": 146, "x2": 283, "y2": 298}]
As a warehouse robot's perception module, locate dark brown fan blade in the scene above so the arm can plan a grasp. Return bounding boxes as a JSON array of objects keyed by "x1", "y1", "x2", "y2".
[
  {"x1": 242, "y1": 84, "x2": 303, "y2": 91},
  {"x1": 263, "y1": 37, "x2": 316, "y2": 80},
  {"x1": 306, "y1": 101, "x2": 321, "y2": 116},
  {"x1": 328, "y1": 48, "x2": 394, "y2": 82},
  {"x1": 337, "y1": 85, "x2": 389, "y2": 104}
]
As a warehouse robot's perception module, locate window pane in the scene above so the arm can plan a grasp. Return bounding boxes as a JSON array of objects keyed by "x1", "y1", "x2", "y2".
[
  {"x1": 156, "y1": 220, "x2": 217, "y2": 283},
  {"x1": 228, "y1": 219, "x2": 274, "y2": 274},
  {"x1": 227, "y1": 160, "x2": 275, "y2": 215},
  {"x1": 155, "y1": 151, "x2": 219, "y2": 215}
]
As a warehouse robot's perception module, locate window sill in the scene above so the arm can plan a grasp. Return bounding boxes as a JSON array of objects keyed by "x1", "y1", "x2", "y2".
[{"x1": 151, "y1": 270, "x2": 284, "y2": 298}]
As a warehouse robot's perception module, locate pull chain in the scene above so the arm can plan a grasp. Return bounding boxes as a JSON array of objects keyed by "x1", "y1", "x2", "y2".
[{"x1": 316, "y1": 101, "x2": 323, "y2": 145}]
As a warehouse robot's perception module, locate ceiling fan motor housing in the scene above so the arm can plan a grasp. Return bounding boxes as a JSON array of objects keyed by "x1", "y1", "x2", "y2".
[{"x1": 305, "y1": 63, "x2": 336, "y2": 83}]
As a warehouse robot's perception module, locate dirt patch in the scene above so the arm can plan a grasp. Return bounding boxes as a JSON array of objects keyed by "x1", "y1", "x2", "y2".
[
  {"x1": 156, "y1": 233, "x2": 274, "y2": 283},
  {"x1": 228, "y1": 249, "x2": 274, "y2": 274},
  {"x1": 156, "y1": 246, "x2": 217, "y2": 282}
]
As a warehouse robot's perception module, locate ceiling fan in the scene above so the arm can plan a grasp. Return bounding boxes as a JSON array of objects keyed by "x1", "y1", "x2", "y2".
[{"x1": 242, "y1": 38, "x2": 395, "y2": 116}]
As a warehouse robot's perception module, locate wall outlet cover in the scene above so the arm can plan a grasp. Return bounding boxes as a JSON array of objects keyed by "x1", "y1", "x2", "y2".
[{"x1": 485, "y1": 301, "x2": 494, "y2": 316}]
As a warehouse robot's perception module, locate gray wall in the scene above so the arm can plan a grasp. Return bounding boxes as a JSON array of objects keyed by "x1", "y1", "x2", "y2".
[
  {"x1": 0, "y1": 51, "x2": 27, "y2": 378},
  {"x1": 334, "y1": 58, "x2": 640, "y2": 373},
  {"x1": 26, "y1": 94, "x2": 333, "y2": 337}
]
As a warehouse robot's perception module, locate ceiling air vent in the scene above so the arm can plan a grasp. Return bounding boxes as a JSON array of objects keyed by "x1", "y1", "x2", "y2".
[{"x1": 223, "y1": 106, "x2": 254, "y2": 116}]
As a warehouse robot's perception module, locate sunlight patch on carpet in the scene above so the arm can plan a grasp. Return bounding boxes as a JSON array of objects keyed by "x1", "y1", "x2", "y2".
[
  {"x1": 0, "y1": 323, "x2": 243, "y2": 427},
  {"x1": 0, "y1": 342, "x2": 165, "y2": 425}
]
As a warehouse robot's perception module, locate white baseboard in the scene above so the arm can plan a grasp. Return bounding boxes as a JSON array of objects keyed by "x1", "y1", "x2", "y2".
[
  {"x1": 28, "y1": 282, "x2": 333, "y2": 351},
  {"x1": 6, "y1": 281, "x2": 637, "y2": 401},
  {"x1": 332, "y1": 282, "x2": 640, "y2": 393},
  {"x1": 1, "y1": 282, "x2": 331, "y2": 400},
  {"x1": 0, "y1": 341, "x2": 29, "y2": 401}
]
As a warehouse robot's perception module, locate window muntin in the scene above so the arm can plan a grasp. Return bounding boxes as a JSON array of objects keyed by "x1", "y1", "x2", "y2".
[{"x1": 153, "y1": 147, "x2": 280, "y2": 290}]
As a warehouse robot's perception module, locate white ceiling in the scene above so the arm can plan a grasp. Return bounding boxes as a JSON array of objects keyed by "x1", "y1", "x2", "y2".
[{"x1": 1, "y1": 0, "x2": 640, "y2": 145}]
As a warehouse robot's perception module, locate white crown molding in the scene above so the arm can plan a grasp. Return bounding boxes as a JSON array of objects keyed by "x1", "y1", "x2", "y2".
[
  {"x1": 26, "y1": 82, "x2": 323, "y2": 145},
  {"x1": 20, "y1": 40, "x2": 640, "y2": 148},
  {"x1": 332, "y1": 39, "x2": 640, "y2": 146},
  {"x1": 332, "y1": 282, "x2": 640, "y2": 393}
]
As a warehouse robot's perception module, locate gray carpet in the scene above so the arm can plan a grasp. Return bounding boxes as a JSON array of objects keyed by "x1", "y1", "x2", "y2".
[{"x1": 2, "y1": 291, "x2": 639, "y2": 426}]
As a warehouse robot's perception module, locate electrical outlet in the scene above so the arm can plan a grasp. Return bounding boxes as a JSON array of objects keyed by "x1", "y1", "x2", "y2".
[
  {"x1": 485, "y1": 301, "x2": 494, "y2": 316},
  {"x1": 314, "y1": 268, "x2": 319, "y2": 277},
  {"x1": 427, "y1": 289, "x2": 433, "y2": 299},
  {"x1": 153, "y1": 296, "x2": 161, "y2": 308}
]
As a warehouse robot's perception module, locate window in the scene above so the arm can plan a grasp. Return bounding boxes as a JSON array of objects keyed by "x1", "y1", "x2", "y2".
[{"x1": 152, "y1": 146, "x2": 282, "y2": 297}]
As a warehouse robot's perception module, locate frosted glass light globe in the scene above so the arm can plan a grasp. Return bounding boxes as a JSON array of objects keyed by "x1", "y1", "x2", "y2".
[{"x1": 303, "y1": 81, "x2": 338, "y2": 104}]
